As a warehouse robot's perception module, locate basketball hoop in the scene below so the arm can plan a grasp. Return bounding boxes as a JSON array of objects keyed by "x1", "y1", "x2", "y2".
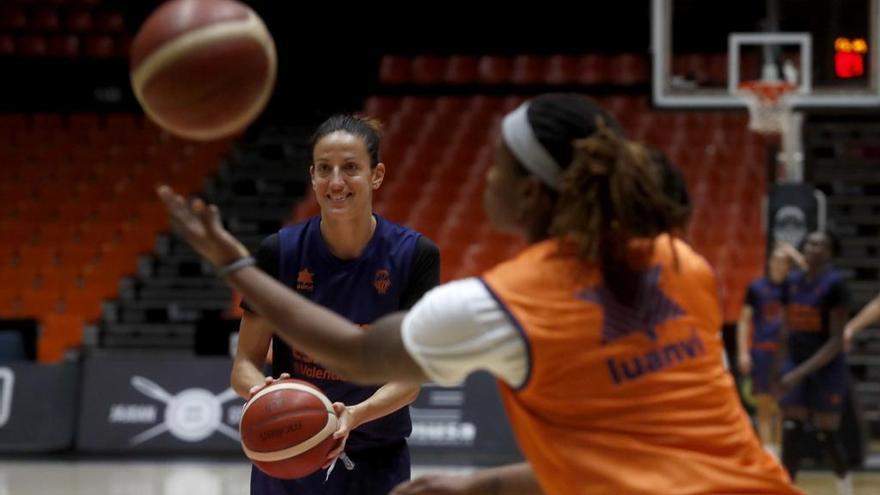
[{"x1": 738, "y1": 81, "x2": 797, "y2": 135}]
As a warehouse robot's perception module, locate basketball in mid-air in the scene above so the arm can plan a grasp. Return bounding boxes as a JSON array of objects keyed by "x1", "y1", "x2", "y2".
[{"x1": 130, "y1": 0, "x2": 277, "y2": 141}]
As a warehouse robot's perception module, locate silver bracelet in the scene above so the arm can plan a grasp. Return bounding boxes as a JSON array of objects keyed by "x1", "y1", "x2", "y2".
[{"x1": 216, "y1": 256, "x2": 256, "y2": 277}]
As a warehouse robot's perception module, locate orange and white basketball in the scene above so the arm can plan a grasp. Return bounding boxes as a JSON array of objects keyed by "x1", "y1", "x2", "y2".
[
  {"x1": 239, "y1": 379, "x2": 338, "y2": 480},
  {"x1": 129, "y1": 0, "x2": 277, "y2": 141}
]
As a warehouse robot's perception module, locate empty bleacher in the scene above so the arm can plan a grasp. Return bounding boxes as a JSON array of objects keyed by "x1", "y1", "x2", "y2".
[
  {"x1": 0, "y1": 112, "x2": 230, "y2": 361},
  {"x1": 0, "y1": 0, "x2": 128, "y2": 59}
]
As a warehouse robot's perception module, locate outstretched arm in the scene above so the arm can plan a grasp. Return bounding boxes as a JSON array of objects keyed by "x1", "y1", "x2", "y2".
[
  {"x1": 782, "y1": 305, "x2": 846, "y2": 386},
  {"x1": 157, "y1": 185, "x2": 427, "y2": 385},
  {"x1": 844, "y1": 292, "x2": 880, "y2": 351}
]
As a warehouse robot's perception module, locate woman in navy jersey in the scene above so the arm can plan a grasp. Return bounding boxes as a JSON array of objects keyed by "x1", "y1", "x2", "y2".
[
  {"x1": 231, "y1": 115, "x2": 440, "y2": 494},
  {"x1": 736, "y1": 244, "x2": 802, "y2": 455},
  {"x1": 776, "y1": 231, "x2": 852, "y2": 495}
]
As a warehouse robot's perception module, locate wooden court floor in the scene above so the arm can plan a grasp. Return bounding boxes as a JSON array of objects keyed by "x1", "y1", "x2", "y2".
[{"x1": 0, "y1": 460, "x2": 877, "y2": 494}]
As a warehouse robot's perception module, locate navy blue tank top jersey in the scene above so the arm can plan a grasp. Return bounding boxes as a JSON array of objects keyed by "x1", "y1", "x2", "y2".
[
  {"x1": 273, "y1": 214, "x2": 421, "y2": 450},
  {"x1": 783, "y1": 268, "x2": 849, "y2": 361},
  {"x1": 744, "y1": 277, "x2": 785, "y2": 348}
]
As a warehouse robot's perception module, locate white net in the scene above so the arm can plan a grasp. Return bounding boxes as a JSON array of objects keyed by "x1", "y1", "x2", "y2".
[
  {"x1": 739, "y1": 81, "x2": 805, "y2": 181},
  {"x1": 739, "y1": 82, "x2": 796, "y2": 135}
]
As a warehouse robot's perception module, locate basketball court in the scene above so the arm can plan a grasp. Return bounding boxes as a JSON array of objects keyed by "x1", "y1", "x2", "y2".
[
  {"x1": 0, "y1": 460, "x2": 878, "y2": 494},
  {"x1": 2, "y1": 0, "x2": 880, "y2": 493}
]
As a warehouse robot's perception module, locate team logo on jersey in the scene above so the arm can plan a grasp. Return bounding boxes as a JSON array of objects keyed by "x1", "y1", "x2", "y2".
[
  {"x1": 579, "y1": 266, "x2": 702, "y2": 386},
  {"x1": 297, "y1": 268, "x2": 314, "y2": 292},
  {"x1": 374, "y1": 269, "x2": 391, "y2": 295},
  {"x1": 605, "y1": 328, "x2": 706, "y2": 385},
  {"x1": 578, "y1": 265, "x2": 684, "y2": 345}
]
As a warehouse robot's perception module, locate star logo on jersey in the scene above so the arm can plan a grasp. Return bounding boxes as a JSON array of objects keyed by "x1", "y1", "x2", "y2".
[
  {"x1": 374, "y1": 269, "x2": 391, "y2": 295},
  {"x1": 578, "y1": 265, "x2": 685, "y2": 345},
  {"x1": 297, "y1": 268, "x2": 314, "y2": 292}
]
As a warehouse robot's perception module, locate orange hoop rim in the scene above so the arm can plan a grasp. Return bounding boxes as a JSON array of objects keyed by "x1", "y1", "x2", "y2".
[{"x1": 738, "y1": 80, "x2": 798, "y2": 104}]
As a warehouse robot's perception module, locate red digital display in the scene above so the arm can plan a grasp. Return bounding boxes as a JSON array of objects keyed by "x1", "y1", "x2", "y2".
[{"x1": 835, "y1": 37, "x2": 867, "y2": 78}]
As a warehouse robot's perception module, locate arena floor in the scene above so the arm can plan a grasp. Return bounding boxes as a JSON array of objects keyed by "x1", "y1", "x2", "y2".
[{"x1": 0, "y1": 460, "x2": 879, "y2": 494}]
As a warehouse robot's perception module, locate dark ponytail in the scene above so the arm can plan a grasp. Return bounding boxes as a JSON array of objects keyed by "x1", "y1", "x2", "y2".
[{"x1": 551, "y1": 126, "x2": 690, "y2": 305}]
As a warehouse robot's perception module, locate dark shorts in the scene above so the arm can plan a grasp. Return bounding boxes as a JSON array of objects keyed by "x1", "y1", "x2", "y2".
[
  {"x1": 779, "y1": 355, "x2": 847, "y2": 413},
  {"x1": 750, "y1": 348, "x2": 776, "y2": 395},
  {"x1": 250, "y1": 441, "x2": 410, "y2": 495}
]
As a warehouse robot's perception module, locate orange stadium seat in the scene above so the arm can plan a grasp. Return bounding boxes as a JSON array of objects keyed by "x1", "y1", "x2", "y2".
[
  {"x1": 412, "y1": 55, "x2": 446, "y2": 84},
  {"x1": 511, "y1": 55, "x2": 546, "y2": 85},
  {"x1": 66, "y1": 10, "x2": 93, "y2": 32},
  {"x1": 32, "y1": 8, "x2": 61, "y2": 31},
  {"x1": 17, "y1": 35, "x2": 47, "y2": 56},
  {"x1": 445, "y1": 55, "x2": 478, "y2": 84},
  {"x1": 83, "y1": 34, "x2": 114, "y2": 58},
  {"x1": 379, "y1": 55, "x2": 411, "y2": 85},
  {"x1": 477, "y1": 56, "x2": 513, "y2": 84}
]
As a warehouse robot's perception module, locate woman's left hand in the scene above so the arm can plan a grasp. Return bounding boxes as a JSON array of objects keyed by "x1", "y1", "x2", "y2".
[{"x1": 323, "y1": 402, "x2": 357, "y2": 469}]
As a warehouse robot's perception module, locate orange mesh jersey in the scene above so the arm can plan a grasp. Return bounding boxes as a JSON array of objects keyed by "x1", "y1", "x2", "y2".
[{"x1": 481, "y1": 235, "x2": 801, "y2": 495}]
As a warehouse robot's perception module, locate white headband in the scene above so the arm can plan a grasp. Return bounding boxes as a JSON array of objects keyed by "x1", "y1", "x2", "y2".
[{"x1": 501, "y1": 102, "x2": 563, "y2": 191}]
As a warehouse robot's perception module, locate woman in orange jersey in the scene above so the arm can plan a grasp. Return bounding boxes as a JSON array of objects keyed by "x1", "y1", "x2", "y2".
[{"x1": 157, "y1": 94, "x2": 801, "y2": 495}]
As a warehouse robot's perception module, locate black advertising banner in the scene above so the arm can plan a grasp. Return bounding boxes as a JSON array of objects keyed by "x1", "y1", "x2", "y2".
[
  {"x1": 0, "y1": 363, "x2": 78, "y2": 452},
  {"x1": 76, "y1": 356, "x2": 522, "y2": 463},
  {"x1": 76, "y1": 356, "x2": 245, "y2": 453},
  {"x1": 409, "y1": 372, "x2": 523, "y2": 465}
]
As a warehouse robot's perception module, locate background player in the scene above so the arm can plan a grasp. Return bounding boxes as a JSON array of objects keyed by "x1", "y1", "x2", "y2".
[
  {"x1": 736, "y1": 243, "x2": 804, "y2": 455},
  {"x1": 231, "y1": 115, "x2": 440, "y2": 494},
  {"x1": 158, "y1": 93, "x2": 801, "y2": 494},
  {"x1": 776, "y1": 231, "x2": 853, "y2": 495}
]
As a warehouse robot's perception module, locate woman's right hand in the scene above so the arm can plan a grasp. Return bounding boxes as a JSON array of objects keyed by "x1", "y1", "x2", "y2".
[
  {"x1": 157, "y1": 184, "x2": 250, "y2": 268},
  {"x1": 248, "y1": 372, "x2": 291, "y2": 399}
]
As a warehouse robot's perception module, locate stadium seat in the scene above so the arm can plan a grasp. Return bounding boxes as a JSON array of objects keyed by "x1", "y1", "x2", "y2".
[
  {"x1": 615, "y1": 53, "x2": 647, "y2": 84},
  {"x1": 545, "y1": 55, "x2": 578, "y2": 84},
  {"x1": 66, "y1": 10, "x2": 93, "y2": 32},
  {"x1": 32, "y1": 8, "x2": 61, "y2": 31},
  {"x1": 379, "y1": 55, "x2": 411, "y2": 85},
  {"x1": 477, "y1": 56, "x2": 513, "y2": 85},
  {"x1": 83, "y1": 34, "x2": 113, "y2": 58},
  {"x1": 445, "y1": 55, "x2": 479, "y2": 84},
  {"x1": 60, "y1": 288, "x2": 104, "y2": 322},
  {"x1": 0, "y1": 34, "x2": 15, "y2": 55},
  {"x1": 0, "y1": 6, "x2": 27, "y2": 31},
  {"x1": 412, "y1": 55, "x2": 446, "y2": 84},
  {"x1": 17, "y1": 35, "x2": 47, "y2": 56},
  {"x1": 577, "y1": 54, "x2": 610, "y2": 85},
  {"x1": 19, "y1": 288, "x2": 62, "y2": 319},
  {"x1": 511, "y1": 55, "x2": 546, "y2": 85},
  {"x1": 96, "y1": 11, "x2": 124, "y2": 33}
]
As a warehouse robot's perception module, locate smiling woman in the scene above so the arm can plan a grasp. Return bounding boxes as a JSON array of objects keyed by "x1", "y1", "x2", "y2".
[{"x1": 229, "y1": 114, "x2": 441, "y2": 494}]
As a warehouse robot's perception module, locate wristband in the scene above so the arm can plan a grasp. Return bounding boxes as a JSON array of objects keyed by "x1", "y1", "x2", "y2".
[{"x1": 216, "y1": 256, "x2": 256, "y2": 277}]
